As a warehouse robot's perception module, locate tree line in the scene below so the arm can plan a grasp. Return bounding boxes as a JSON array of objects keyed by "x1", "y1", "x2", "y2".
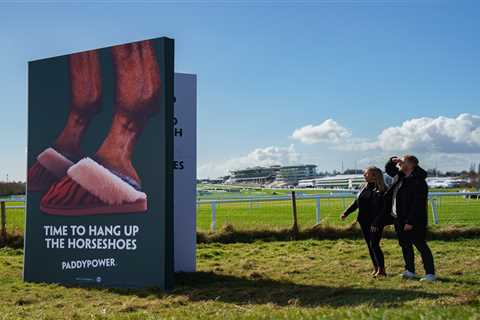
[{"x1": 0, "y1": 182, "x2": 26, "y2": 196}]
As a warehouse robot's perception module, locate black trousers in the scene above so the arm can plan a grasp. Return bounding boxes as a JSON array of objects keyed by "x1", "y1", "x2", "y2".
[
  {"x1": 359, "y1": 222, "x2": 384, "y2": 269},
  {"x1": 394, "y1": 221, "x2": 435, "y2": 275}
]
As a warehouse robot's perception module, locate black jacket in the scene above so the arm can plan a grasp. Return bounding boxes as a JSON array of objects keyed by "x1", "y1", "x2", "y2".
[
  {"x1": 384, "y1": 157, "x2": 429, "y2": 226},
  {"x1": 343, "y1": 183, "x2": 387, "y2": 226}
]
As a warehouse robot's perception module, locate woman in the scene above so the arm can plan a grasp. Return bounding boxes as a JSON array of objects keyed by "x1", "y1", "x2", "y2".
[{"x1": 340, "y1": 166, "x2": 388, "y2": 277}]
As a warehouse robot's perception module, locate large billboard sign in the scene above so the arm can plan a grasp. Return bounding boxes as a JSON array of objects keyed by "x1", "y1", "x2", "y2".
[{"x1": 24, "y1": 37, "x2": 175, "y2": 289}]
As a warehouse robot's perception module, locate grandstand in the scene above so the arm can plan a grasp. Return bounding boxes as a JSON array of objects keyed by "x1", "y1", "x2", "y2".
[
  {"x1": 272, "y1": 165, "x2": 317, "y2": 186},
  {"x1": 226, "y1": 166, "x2": 280, "y2": 185},
  {"x1": 226, "y1": 164, "x2": 318, "y2": 186}
]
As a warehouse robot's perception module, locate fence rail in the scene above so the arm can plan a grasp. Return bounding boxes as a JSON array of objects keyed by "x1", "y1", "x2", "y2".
[
  {"x1": 197, "y1": 191, "x2": 480, "y2": 231},
  {"x1": 1, "y1": 191, "x2": 480, "y2": 234}
]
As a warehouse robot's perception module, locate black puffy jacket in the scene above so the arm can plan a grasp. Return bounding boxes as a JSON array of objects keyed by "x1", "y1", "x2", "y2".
[
  {"x1": 384, "y1": 157, "x2": 429, "y2": 226},
  {"x1": 343, "y1": 183, "x2": 387, "y2": 226}
]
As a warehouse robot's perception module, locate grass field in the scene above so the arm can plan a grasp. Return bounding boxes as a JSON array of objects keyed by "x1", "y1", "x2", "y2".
[
  {"x1": 1, "y1": 238, "x2": 479, "y2": 319},
  {"x1": 2, "y1": 192, "x2": 480, "y2": 233},
  {"x1": 196, "y1": 195, "x2": 480, "y2": 231}
]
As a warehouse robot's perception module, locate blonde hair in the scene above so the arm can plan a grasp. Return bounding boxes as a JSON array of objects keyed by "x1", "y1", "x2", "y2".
[{"x1": 366, "y1": 166, "x2": 387, "y2": 193}]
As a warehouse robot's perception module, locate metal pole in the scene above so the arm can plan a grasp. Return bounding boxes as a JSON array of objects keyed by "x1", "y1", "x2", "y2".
[
  {"x1": 291, "y1": 191, "x2": 299, "y2": 237},
  {"x1": 431, "y1": 198, "x2": 439, "y2": 225},
  {"x1": 1, "y1": 201, "x2": 6, "y2": 241},
  {"x1": 315, "y1": 197, "x2": 321, "y2": 224},
  {"x1": 211, "y1": 201, "x2": 217, "y2": 232}
]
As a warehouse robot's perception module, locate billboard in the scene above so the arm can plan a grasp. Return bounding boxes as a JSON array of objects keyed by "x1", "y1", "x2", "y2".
[
  {"x1": 24, "y1": 37, "x2": 175, "y2": 289},
  {"x1": 174, "y1": 73, "x2": 196, "y2": 273}
]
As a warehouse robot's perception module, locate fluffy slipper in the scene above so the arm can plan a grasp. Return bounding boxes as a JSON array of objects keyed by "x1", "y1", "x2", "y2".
[
  {"x1": 40, "y1": 157, "x2": 147, "y2": 216},
  {"x1": 28, "y1": 148, "x2": 75, "y2": 192}
]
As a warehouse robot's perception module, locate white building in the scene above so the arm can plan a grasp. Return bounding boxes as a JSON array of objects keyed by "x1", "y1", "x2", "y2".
[
  {"x1": 298, "y1": 174, "x2": 365, "y2": 189},
  {"x1": 298, "y1": 173, "x2": 394, "y2": 189}
]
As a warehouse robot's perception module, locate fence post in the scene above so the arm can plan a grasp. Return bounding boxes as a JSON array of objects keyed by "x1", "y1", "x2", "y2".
[
  {"x1": 291, "y1": 191, "x2": 299, "y2": 238},
  {"x1": 210, "y1": 201, "x2": 217, "y2": 232},
  {"x1": 1, "y1": 201, "x2": 6, "y2": 241},
  {"x1": 431, "y1": 198, "x2": 439, "y2": 225},
  {"x1": 315, "y1": 197, "x2": 321, "y2": 224}
]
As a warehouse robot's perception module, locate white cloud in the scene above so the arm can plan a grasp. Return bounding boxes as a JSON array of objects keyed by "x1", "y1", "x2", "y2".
[
  {"x1": 358, "y1": 152, "x2": 480, "y2": 172},
  {"x1": 198, "y1": 145, "x2": 299, "y2": 178},
  {"x1": 291, "y1": 119, "x2": 351, "y2": 144},
  {"x1": 375, "y1": 114, "x2": 480, "y2": 153},
  {"x1": 293, "y1": 114, "x2": 480, "y2": 154}
]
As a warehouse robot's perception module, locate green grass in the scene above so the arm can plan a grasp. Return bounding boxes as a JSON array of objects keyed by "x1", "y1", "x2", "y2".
[
  {"x1": 3, "y1": 201, "x2": 24, "y2": 233},
  {"x1": 4, "y1": 193, "x2": 480, "y2": 233},
  {"x1": 197, "y1": 196, "x2": 480, "y2": 231},
  {"x1": 1, "y1": 238, "x2": 479, "y2": 319}
]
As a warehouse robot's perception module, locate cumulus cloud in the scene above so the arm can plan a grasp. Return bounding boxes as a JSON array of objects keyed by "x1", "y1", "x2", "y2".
[
  {"x1": 198, "y1": 145, "x2": 299, "y2": 178},
  {"x1": 357, "y1": 152, "x2": 480, "y2": 173},
  {"x1": 375, "y1": 114, "x2": 480, "y2": 153},
  {"x1": 291, "y1": 119, "x2": 351, "y2": 144},
  {"x1": 293, "y1": 114, "x2": 480, "y2": 154}
]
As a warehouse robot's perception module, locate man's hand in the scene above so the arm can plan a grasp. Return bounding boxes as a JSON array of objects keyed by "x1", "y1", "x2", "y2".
[
  {"x1": 340, "y1": 213, "x2": 347, "y2": 221},
  {"x1": 404, "y1": 224, "x2": 413, "y2": 231},
  {"x1": 392, "y1": 156, "x2": 404, "y2": 166}
]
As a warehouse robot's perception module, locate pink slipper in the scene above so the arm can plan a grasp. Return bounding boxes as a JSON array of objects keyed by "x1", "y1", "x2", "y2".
[
  {"x1": 28, "y1": 148, "x2": 75, "y2": 192},
  {"x1": 40, "y1": 158, "x2": 147, "y2": 216}
]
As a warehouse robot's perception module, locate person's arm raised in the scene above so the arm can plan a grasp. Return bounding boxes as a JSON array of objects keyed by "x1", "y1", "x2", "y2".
[{"x1": 385, "y1": 156, "x2": 400, "y2": 178}]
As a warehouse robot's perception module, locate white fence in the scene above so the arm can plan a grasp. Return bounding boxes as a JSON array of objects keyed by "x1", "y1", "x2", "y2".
[
  {"x1": 2, "y1": 192, "x2": 480, "y2": 232},
  {"x1": 197, "y1": 191, "x2": 480, "y2": 231}
]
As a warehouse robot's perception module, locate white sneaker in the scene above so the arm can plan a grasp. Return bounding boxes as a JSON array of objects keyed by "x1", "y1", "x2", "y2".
[
  {"x1": 400, "y1": 270, "x2": 417, "y2": 279},
  {"x1": 420, "y1": 274, "x2": 437, "y2": 282}
]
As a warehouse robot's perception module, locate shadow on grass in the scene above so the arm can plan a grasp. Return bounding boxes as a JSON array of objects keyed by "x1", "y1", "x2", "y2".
[
  {"x1": 436, "y1": 276, "x2": 480, "y2": 287},
  {"x1": 101, "y1": 271, "x2": 448, "y2": 308}
]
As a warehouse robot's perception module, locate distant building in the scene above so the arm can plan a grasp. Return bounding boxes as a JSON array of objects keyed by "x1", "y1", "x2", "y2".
[
  {"x1": 226, "y1": 164, "x2": 317, "y2": 186},
  {"x1": 273, "y1": 165, "x2": 317, "y2": 186},
  {"x1": 226, "y1": 166, "x2": 280, "y2": 185},
  {"x1": 426, "y1": 177, "x2": 468, "y2": 188},
  {"x1": 299, "y1": 173, "x2": 392, "y2": 189},
  {"x1": 298, "y1": 174, "x2": 364, "y2": 189},
  {"x1": 197, "y1": 178, "x2": 224, "y2": 184}
]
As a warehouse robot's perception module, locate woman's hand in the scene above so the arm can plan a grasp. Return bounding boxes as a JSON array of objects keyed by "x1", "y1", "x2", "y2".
[{"x1": 340, "y1": 213, "x2": 348, "y2": 221}]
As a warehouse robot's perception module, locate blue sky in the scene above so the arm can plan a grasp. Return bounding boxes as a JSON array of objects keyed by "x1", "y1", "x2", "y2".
[{"x1": 1, "y1": 1, "x2": 480, "y2": 181}]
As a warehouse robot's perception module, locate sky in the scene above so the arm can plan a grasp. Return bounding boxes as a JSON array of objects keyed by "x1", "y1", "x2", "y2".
[{"x1": 1, "y1": 1, "x2": 480, "y2": 181}]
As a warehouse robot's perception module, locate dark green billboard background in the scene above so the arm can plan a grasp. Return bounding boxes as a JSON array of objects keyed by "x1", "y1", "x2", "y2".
[{"x1": 24, "y1": 37, "x2": 174, "y2": 289}]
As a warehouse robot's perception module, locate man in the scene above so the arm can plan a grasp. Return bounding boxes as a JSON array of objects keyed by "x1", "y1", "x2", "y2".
[{"x1": 385, "y1": 155, "x2": 436, "y2": 282}]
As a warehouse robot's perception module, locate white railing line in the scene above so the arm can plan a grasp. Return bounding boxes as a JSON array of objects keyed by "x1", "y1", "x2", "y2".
[
  {"x1": 1, "y1": 191, "x2": 479, "y2": 208},
  {"x1": 197, "y1": 191, "x2": 480, "y2": 204}
]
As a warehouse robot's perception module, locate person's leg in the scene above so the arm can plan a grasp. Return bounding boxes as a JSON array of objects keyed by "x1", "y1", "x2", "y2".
[
  {"x1": 394, "y1": 222, "x2": 415, "y2": 274},
  {"x1": 28, "y1": 50, "x2": 102, "y2": 191},
  {"x1": 370, "y1": 226, "x2": 385, "y2": 275},
  {"x1": 55, "y1": 50, "x2": 102, "y2": 160},
  {"x1": 411, "y1": 227, "x2": 435, "y2": 275},
  {"x1": 95, "y1": 40, "x2": 161, "y2": 188},
  {"x1": 360, "y1": 223, "x2": 378, "y2": 273}
]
